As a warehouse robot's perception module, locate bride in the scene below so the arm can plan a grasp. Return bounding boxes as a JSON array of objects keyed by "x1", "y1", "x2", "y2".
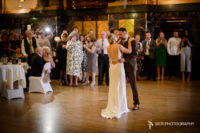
[{"x1": 101, "y1": 34, "x2": 132, "y2": 119}]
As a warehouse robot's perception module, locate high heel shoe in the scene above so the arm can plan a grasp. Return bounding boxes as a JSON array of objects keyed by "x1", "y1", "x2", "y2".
[
  {"x1": 90, "y1": 82, "x2": 96, "y2": 87},
  {"x1": 82, "y1": 81, "x2": 89, "y2": 85}
]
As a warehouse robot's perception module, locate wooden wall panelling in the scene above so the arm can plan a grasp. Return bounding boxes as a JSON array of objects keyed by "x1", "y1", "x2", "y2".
[
  {"x1": 119, "y1": 19, "x2": 135, "y2": 37},
  {"x1": 97, "y1": 20, "x2": 108, "y2": 39},
  {"x1": 73, "y1": 21, "x2": 83, "y2": 35},
  {"x1": 83, "y1": 21, "x2": 96, "y2": 36}
]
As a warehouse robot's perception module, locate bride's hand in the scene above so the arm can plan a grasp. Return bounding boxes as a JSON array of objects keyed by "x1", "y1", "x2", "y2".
[{"x1": 118, "y1": 58, "x2": 125, "y2": 63}]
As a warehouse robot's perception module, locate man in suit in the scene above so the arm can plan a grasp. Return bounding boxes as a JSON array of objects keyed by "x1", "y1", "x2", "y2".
[
  {"x1": 30, "y1": 47, "x2": 45, "y2": 76},
  {"x1": 117, "y1": 28, "x2": 140, "y2": 110},
  {"x1": 21, "y1": 30, "x2": 39, "y2": 65},
  {"x1": 22, "y1": 30, "x2": 39, "y2": 90},
  {"x1": 142, "y1": 31, "x2": 156, "y2": 81},
  {"x1": 97, "y1": 31, "x2": 110, "y2": 86}
]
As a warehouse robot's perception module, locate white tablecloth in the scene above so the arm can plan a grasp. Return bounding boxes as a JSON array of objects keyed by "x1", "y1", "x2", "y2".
[{"x1": 0, "y1": 63, "x2": 26, "y2": 91}]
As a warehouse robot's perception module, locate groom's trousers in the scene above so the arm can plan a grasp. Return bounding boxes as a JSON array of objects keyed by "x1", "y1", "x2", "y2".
[{"x1": 124, "y1": 58, "x2": 140, "y2": 105}]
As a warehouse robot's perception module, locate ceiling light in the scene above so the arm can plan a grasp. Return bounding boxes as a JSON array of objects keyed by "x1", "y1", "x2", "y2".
[{"x1": 45, "y1": 27, "x2": 51, "y2": 33}]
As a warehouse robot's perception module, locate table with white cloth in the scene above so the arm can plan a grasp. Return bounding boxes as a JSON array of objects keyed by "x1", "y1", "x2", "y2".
[{"x1": 0, "y1": 63, "x2": 26, "y2": 93}]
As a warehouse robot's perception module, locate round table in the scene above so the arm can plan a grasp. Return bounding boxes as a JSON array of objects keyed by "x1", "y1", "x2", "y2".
[{"x1": 0, "y1": 63, "x2": 26, "y2": 92}]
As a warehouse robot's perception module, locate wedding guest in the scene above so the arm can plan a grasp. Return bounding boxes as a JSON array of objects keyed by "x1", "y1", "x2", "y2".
[
  {"x1": 0, "y1": 34, "x2": 9, "y2": 57},
  {"x1": 8, "y1": 32, "x2": 21, "y2": 56},
  {"x1": 135, "y1": 34, "x2": 143, "y2": 80},
  {"x1": 33, "y1": 28, "x2": 41, "y2": 39},
  {"x1": 65, "y1": 32, "x2": 83, "y2": 86},
  {"x1": 80, "y1": 35, "x2": 87, "y2": 82},
  {"x1": 97, "y1": 31, "x2": 110, "y2": 86},
  {"x1": 1, "y1": 29, "x2": 8, "y2": 39},
  {"x1": 15, "y1": 48, "x2": 24, "y2": 58},
  {"x1": 83, "y1": 34, "x2": 97, "y2": 87},
  {"x1": 0, "y1": 31, "x2": 5, "y2": 57},
  {"x1": 21, "y1": 30, "x2": 38, "y2": 89},
  {"x1": 31, "y1": 47, "x2": 55, "y2": 77},
  {"x1": 62, "y1": 30, "x2": 68, "y2": 35},
  {"x1": 56, "y1": 33, "x2": 68, "y2": 85},
  {"x1": 113, "y1": 29, "x2": 119, "y2": 42},
  {"x1": 142, "y1": 31, "x2": 156, "y2": 81},
  {"x1": 59, "y1": 30, "x2": 68, "y2": 48},
  {"x1": 19, "y1": 33, "x2": 24, "y2": 41},
  {"x1": 21, "y1": 30, "x2": 39, "y2": 65},
  {"x1": 11, "y1": 47, "x2": 25, "y2": 62},
  {"x1": 38, "y1": 31, "x2": 51, "y2": 48},
  {"x1": 43, "y1": 46, "x2": 55, "y2": 68},
  {"x1": 181, "y1": 30, "x2": 192, "y2": 81},
  {"x1": 8, "y1": 29, "x2": 14, "y2": 40},
  {"x1": 106, "y1": 30, "x2": 111, "y2": 38},
  {"x1": 156, "y1": 32, "x2": 167, "y2": 80},
  {"x1": 67, "y1": 27, "x2": 79, "y2": 41},
  {"x1": 88, "y1": 29, "x2": 94, "y2": 35},
  {"x1": 72, "y1": 26, "x2": 79, "y2": 33},
  {"x1": 30, "y1": 47, "x2": 45, "y2": 76},
  {"x1": 167, "y1": 31, "x2": 181, "y2": 78},
  {"x1": 47, "y1": 32, "x2": 54, "y2": 47}
]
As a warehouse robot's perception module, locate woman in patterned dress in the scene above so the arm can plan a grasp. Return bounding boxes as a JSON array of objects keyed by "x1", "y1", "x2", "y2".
[{"x1": 65, "y1": 32, "x2": 83, "y2": 86}]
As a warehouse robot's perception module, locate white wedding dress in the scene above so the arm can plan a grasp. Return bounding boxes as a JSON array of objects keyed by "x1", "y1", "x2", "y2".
[{"x1": 101, "y1": 47, "x2": 129, "y2": 119}]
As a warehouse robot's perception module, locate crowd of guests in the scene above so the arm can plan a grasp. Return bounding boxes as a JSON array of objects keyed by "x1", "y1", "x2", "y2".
[
  {"x1": 0, "y1": 28, "x2": 55, "y2": 89},
  {"x1": 0, "y1": 26, "x2": 193, "y2": 89},
  {"x1": 139, "y1": 30, "x2": 192, "y2": 81}
]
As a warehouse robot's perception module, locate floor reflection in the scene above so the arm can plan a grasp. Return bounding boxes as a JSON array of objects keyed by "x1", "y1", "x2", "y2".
[{"x1": 0, "y1": 80, "x2": 199, "y2": 133}]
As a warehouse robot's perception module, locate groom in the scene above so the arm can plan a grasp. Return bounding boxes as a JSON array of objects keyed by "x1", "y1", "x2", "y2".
[{"x1": 117, "y1": 27, "x2": 140, "y2": 110}]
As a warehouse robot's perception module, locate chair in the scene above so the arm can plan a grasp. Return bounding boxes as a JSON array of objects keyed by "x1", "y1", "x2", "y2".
[
  {"x1": 29, "y1": 62, "x2": 53, "y2": 94},
  {"x1": 1, "y1": 69, "x2": 24, "y2": 99}
]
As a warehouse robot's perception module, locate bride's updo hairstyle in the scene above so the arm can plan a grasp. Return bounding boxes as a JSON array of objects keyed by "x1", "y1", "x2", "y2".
[{"x1": 108, "y1": 34, "x2": 114, "y2": 45}]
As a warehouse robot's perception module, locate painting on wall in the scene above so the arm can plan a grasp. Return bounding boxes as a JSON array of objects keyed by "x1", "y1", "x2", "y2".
[
  {"x1": 97, "y1": 21, "x2": 108, "y2": 39},
  {"x1": 119, "y1": 19, "x2": 135, "y2": 37},
  {"x1": 73, "y1": 21, "x2": 83, "y2": 35},
  {"x1": 83, "y1": 21, "x2": 96, "y2": 36}
]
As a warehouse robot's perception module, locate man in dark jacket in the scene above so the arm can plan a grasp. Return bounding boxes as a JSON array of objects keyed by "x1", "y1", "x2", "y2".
[
  {"x1": 21, "y1": 30, "x2": 39, "y2": 65},
  {"x1": 141, "y1": 31, "x2": 156, "y2": 81},
  {"x1": 30, "y1": 47, "x2": 45, "y2": 76},
  {"x1": 117, "y1": 28, "x2": 140, "y2": 110}
]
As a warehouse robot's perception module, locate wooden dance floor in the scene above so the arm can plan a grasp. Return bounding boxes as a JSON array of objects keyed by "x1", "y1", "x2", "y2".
[{"x1": 0, "y1": 80, "x2": 200, "y2": 133}]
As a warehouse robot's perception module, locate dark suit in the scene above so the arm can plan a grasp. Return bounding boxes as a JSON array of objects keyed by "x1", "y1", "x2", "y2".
[
  {"x1": 118, "y1": 38, "x2": 140, "y2": 105},
  {"x1": 30, "y1": 54, "x2": 45, "y2": 76},
  {"x1": 142, "y1": 39, "x2": 156, "y2": 80},
  {"x1": 22, "y1": 37, "x2": 37, "y2": 66}
]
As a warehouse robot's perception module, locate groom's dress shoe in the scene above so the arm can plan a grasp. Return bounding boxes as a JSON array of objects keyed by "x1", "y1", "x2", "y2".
[{"x1": 132, "y1": 105, "x2": 139, "y2": 111}]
